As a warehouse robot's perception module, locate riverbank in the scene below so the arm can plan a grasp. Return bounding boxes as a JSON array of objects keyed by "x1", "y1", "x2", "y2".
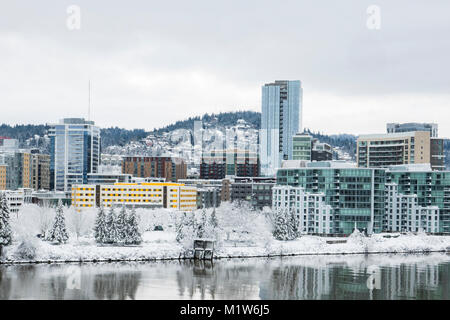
[{"x1": 1, "y1": 231, "x2": 449, "y2": 265}]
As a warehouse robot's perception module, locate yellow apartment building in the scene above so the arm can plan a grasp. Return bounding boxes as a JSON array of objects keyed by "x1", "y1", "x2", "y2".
[{"x1": 71, "y1": 182, "x2": 197, "y2": 211}]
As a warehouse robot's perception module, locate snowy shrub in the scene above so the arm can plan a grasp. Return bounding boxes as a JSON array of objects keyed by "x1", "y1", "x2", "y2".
[
  {"x1": 215, "y1": 201, "x2": 272, "y2": 246},
  {"x1": 14, "y1": 236, "x2": 39, "y2": 260},
  {"x1": 67, "y1": 206, "x2": 96, "y2": 240},
  {"x1": 11, "y1": 204, "x2": 54, "y2": 239}
]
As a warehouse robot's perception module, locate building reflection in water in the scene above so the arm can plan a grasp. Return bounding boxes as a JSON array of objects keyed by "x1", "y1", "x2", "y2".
[
  {"x1": 259, "y1": 254, "x2": 450, "y2": 300},
  {"x1": 0, "y1": 254, "x2": 449, "y2": 300}
]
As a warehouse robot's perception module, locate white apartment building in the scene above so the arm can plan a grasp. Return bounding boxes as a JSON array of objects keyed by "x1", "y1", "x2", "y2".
[
  {"x1": 272, "y1": 185, "x2": 333, "y2": 234},
  {"x1": 385, "y1": 183, "x2": 440, "y2": 233},
  {"x1": 4, "y1": 188, "x2": 33, "y2": 215}
]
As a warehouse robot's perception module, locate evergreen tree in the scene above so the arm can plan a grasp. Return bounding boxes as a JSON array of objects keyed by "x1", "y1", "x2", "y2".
[
  {"x1": 126, "y1": 206, "x2": 142, "y2": 245},
  {"x1": 105, "y1": 205, "x2": 118, "y2": 244},
  {"x1": 94, "y1": 205, "x2": 108, "y2": 244},
  {"x1": 0, "y1": 192, "x2": 12, "y2": 246},
  {"x1": 197, "y1": 209, "x2": 207, "y2": 238},
  {"x1": 176, "y1": 213, "x2": 186, "y2": 243},
  {"x1": 273, "y1": 208, "x2": 290, "y2": 241},
  {"x1": 210, "y1": 208, "x2": 218, "y2": 229},
  {"x1": 288, "y1": 208, "x2": 299, "y2": 240},
  {"x1": 46, "y1": 200, "x2": 69, "y2": 244},
  {"x1": 116, "y1": 204, "x2": 128, "y2": 245},
  {"x1": 187, "y1": 211, "x2": 196, "y2": 234}
]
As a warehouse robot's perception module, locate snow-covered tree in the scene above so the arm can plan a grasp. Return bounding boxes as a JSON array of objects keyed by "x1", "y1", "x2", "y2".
[
  {"x1": 0, "y1": 192, "x2": 12, "y2": 246},
  {"x1": 116, "y1": 204, "x2": 128, "y2": 244},
  {"x1": 126, "y1": 206, "x2": 142, "y2": 245},
  {"x1": 46, "y1": 200, "x2": 69, "y2": 244},
  {"x1": 94, "y1": 205, "x2": 108, "y2": 244},
  {"x1": 176, "y1": 213, "x2": 186, "y2": 243},
  {"x1": 288, "y1": 208, "x2": 299, "y2": 240},
  {"x1": 197, "y1": 209, "x2": 207, "y2": 238},
  {"x1": 105, "y1": 205, "x2": 118, "y2": 244},
  {"x1": 209, "y1": 208, "x2": 218, "y2": 229},
  {"x1": 273, "y1": 208, "x2": 290, "y2": 241}
]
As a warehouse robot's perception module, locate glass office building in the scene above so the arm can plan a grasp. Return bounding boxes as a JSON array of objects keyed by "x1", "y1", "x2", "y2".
[
  {"x1": 49, "y1": 118, "x2": 100, "y2": 191},
  {"x1": 260, "y1": 80, "x2": 302, "y2": 176}
]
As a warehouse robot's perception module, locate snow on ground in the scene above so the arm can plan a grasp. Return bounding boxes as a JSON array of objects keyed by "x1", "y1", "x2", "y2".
[{"x1": 1, "y1": 230, "x2": 449, "y2": 264}]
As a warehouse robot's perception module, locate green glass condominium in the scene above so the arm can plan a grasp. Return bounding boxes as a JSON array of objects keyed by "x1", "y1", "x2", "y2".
[
  {"x1": 277, "y1": 162, "x2": 386, "y2": 235},
  {"x1": 386, "y1": 165, "x2": 450, "y2": 233},
  {"x1": 276, "y1": 162, "x2": 450, "y2": 235}
]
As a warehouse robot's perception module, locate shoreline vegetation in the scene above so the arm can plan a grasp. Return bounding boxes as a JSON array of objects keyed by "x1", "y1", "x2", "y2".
[
  {"x1": 1, "y1": 232, "x2": 449, "y2": 265},
  {"x1": 1, "y1": 201, "x2": 449, "y2": 266}
]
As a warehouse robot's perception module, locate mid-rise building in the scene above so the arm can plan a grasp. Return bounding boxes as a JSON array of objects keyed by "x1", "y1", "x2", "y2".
[
  {"x1": 49, "y1": 118, "x2": 101, "y2": 191},
  {"x1": 197, "y1": 187, "x2": 221, "y2": 209},
  {"x1": 71, "y1": 182, "x2": 197, "y2": 211},
  {"x1": 385, "y1": 182, "x2": 439, "y2": 233},
  {"x1": 200, "y1": 149, "x2": 259, "y2": 179},
  {"x1": 386, "y1": 123, "x2": 444, "y2": 170},
  {"x1": 292, "y1": 133, "x2": 333, "y2": 162},
  {"x1": 357, "y1": 131, "x2": 435, "y2": 169},
  {"x1": 230, "y1": 177, "x2": 276, "y2": 210},
  {"x1": 386, "y1": 164, "x2": 450, "y2": 233},
  {"x1": 4, "y1": 188, "x2": 33, "y2": 215},
  {"x1": 0, "y1": 164, "x2": 6, "y2": 190},
  {"x1": 260, "y1": 80, "x2": 302, "y2": 176},
  {"x1": 178, "y1": 178, "x2": 222, "y2": 209},
  {"x1": 387, "y1": 123, "x2": 438, "y2": 137},
  {"x1": 273, "y1": 185, "x2": 333, "y2": 234},
  {"x1": 31, "y1": 153, "x2": 50, "y2": 190},
  {"x1": 122, "y1": 156, "x2": 187, "y2": 182},
  {"x1": 87, "y1": 173, "x2": 132, "y2": 184},
  {"x1": 31, "y1": 190, "x2": 72, "y2": 207},
  {"x1": 0, "y1": 152, "x2": 33, "y2": 190}
]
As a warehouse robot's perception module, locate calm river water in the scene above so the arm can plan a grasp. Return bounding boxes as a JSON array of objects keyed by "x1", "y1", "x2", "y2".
[{"x1": 0, "y1": 253, "x2": 449, "y2": 300}]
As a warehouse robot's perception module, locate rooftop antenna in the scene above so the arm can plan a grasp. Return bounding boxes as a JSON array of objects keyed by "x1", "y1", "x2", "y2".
[{"x1": 88, "y1": 80, "x2": 91, "y2": 121}]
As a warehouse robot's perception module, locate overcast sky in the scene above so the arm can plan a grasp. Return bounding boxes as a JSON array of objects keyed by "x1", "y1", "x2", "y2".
[{"x1": 1, "y1": 1, "x2": 449, "y2": 136}]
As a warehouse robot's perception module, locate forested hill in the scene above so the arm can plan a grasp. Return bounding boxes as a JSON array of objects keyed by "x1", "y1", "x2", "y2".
[
  {"x1": 151, "y1": 111, "x2": 261, "y2": 133},
  {"x1": 0, "y1": 124, "x2": 49, "y2": 140},
  {"x1": 2, "y1": 113, "x2": 448, "y2": 169}
]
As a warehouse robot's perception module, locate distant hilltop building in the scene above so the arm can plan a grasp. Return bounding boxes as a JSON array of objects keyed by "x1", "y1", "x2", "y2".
[
  {"x1": 49, "y1": 118, "x2": 101, "y2": 191},
  {"x1": 260, "y1": 80, "x2": 302, "y2": 176}
]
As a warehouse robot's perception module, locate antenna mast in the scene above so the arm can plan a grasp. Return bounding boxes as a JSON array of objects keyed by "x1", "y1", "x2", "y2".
[{"x1": 88, "y1": 80, "x2": 91, "y2": 121}]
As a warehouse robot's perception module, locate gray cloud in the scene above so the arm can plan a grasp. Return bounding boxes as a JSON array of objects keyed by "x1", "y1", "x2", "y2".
[{"x1": 0, "y1": 0, "x2": 449, "y2": 136}]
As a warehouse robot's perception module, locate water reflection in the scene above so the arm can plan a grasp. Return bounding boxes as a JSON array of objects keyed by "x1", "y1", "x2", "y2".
[{"x1": 0, "y1": 253, "x2": 449, "y2": 300}]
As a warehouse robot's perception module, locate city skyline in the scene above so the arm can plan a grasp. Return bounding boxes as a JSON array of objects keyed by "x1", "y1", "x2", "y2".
[{"x1": 1, "y1": 1, "x2": 449, "y2": 137}]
